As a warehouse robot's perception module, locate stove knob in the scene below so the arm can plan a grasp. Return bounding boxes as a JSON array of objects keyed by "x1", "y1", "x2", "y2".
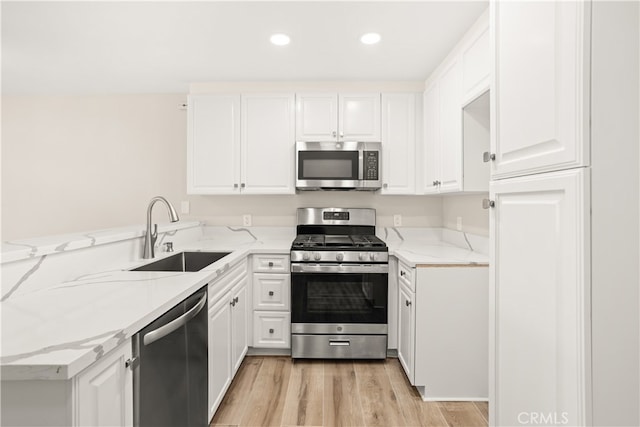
[
  {"x1": 359, "y1": 252, "x2": 366, "y2": 261},
  {"x1": 302, "y1": 252, "x2": 310, "y2": 261},
  {"x1": 336, "y1": 253, "x2": 344, "y2": 262},
  {"x1": 369, "y1": 252, "x2": 377, "y2": 261},
  {"x1": 314, "y1": 252, "x2": 321, "y2": 261}
]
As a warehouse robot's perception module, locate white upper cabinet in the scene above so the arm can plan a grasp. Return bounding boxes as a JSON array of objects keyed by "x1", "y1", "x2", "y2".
[
  {"x1": 490, "y1": 1, "x2": 590, "y2": 179},
  {"x1": 381, "y1": 93, "x2": 417, "y2": 195},
  {"x1": 187, "y1": 95, "x2": 241, "y2": 194},
  {"x1": 461, "y1": 11, "x2": 490, "y2": 106},
  {"x1": 241, "y1": 94, "x2": 295, "y2": 194},
  {"x1": 187, "y1": 93, "x2": 295, "y2": 195},
  {"x1": 296, "y1": 93, "x2": 381, "y2": 142},
  {"x1": 295, "y1": 94, "x2": 338, "y2": 141},
  {"x1": 421, "y1": 9, "x2": 490, "y2": 195}
]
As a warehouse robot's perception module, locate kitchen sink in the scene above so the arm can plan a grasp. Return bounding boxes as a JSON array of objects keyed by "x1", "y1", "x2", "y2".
[{"x1": 131, "y1": 251, "x2": 231, "y2": 272}]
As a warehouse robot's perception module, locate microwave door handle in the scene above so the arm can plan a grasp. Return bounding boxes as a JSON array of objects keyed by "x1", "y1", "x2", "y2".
[{"x1": 358, "y1": 149, "x2": 364, "y2": 180}]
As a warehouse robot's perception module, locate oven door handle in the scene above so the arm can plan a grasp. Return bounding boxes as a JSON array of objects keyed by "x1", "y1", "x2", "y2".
[{"x1": 291, "y1": 263, "x2": 388, "y2": 274}]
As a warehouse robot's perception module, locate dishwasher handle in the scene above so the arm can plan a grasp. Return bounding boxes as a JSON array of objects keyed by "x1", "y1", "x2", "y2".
[{"x1": 143, "y1": 292, "x2": 207, "y2": 346}]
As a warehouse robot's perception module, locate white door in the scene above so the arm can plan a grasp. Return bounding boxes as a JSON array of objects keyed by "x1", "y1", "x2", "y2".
[
  {"x1": 187, "y1": 95, "x2": 241, "y2": 194},
  {"x1": 75, "y1": 341, "x2": 133, "y2": 427},
  {"x1": 241, "y1": 94, "x2": 295, "y2": 194},
  {"x1": 422, "y1": 83, "x2": 440, "y2": 194},
  {"x1": 208, "y1": 293, "x2": 232, "y2": 421},
  {"x1": 295, "y1": 93, "x2": 338, "y2": 141},
  {"x1": 491, "y1": 1, "x2": 590, "y2": 179},
  {"x1": 437, "y1": 59, "x2": 463, "y2": 193},
  {"x1": 339, "y1": 93, "x2": 381, "y2": 141},
  {"x1": 489, "y1": 168, "x2": 590, "y2": 426},
  {"x1": 381, "y1": 93, "x2": 416, "y2": 194},
  {"x1": 397, "y1": 283, "x2": 415, "y2": 383},
  {"x1": 231, "y1": 281, "x2": 248, "y2": 375}
]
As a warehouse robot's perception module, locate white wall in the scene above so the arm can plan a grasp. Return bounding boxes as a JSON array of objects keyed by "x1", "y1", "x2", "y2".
[
  {"x1": 2, "y1": 93, "x2": 448, "y2": 241},
  {"x1": 441, "y1": 194, "x2": 489, "y2": 236},
  {"x1": 1, "y1": 94, "x2": 189, "y2": 240}
]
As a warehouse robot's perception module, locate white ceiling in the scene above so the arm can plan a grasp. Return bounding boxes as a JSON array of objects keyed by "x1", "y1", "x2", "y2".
[{"x1": 1, "y1": 1, "x2": 489, "y2": 95}]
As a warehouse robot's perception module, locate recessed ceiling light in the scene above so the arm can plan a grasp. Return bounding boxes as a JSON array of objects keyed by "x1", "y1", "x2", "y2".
[
  {"x1": 360, "y1": 33, "x2": 381, "y2": 45},
  {"x1": 270, "y1": 33, "x2": 291, "y2": 46}
]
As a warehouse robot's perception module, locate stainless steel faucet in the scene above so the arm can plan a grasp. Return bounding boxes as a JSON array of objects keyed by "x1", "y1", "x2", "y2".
[{"x1": 143, "y1": 196, "x2": 180, "y2": 259}]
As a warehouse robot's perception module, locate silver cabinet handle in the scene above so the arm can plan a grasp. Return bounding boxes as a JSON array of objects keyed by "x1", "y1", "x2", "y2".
[
  {"x1": 268, "y1": 291, "x2": 274, "y2": 296},
  {"x1": 143, "y1": 292, "x2": 207, "y2": 346},
  {"x1": 405, "y1": 300, "x2": 411, "y2": 307},
  {"x1": 125, "y1": 357, "x2": 139, "y2": 370},
  {"x1": 483, "y1": 152, "x2": 496, "y2": 162},
  {"x1": 482, "y1": 199, "x2": 495, "y2": 209},
  {"x1": 240, "y1": 183, "x2": 245, "y2": 188}
]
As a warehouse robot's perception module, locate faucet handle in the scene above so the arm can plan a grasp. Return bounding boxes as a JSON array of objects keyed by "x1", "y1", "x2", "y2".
[{"x1": 164, "y1": 242, "x2": 174, "y2": 252}]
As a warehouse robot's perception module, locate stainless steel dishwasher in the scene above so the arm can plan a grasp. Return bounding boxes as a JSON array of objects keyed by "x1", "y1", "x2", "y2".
[{"x1": 132, "y1": 286, "x2": 208, "y2": 427}]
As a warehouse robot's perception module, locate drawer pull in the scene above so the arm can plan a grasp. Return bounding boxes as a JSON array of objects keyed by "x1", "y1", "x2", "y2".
[
  {"x1": 268, "y1": 291, "x2": 274, "y2": 296},
  {"x1": 269, "y1": 328, "x2": 274, "y2": 334},
  {"x1": 329, "y1": 340, "x2": 350, "y2": 346},
  {"x1": 405, "y1": 300, "x2": 412, "y2": 307},
  {"x1": 268, "y1": 261, "x2": 274, "y2": 267}
]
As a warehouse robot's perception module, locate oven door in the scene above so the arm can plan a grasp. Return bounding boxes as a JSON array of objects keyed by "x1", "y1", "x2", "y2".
[{"x1": 291, "y1": 263, "x2": 388, "y2": 331}]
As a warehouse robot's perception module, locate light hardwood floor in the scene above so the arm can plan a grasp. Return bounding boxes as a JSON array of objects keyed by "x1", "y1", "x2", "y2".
[{"x1": 210, "y1": 356, "x2": 488, "y2": 427}]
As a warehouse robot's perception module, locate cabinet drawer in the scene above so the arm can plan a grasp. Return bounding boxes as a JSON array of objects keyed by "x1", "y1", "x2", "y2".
[
  {"x1": 252, "y1": 254, "x2": 290, "y2": 273},
  {"x1": 398, "y1": 262, "x2": 414, "y2": 291},
  {"x1": 209, "y1": 259, "x2": 247, "y2": 304},
  {"x1": 253, "y1": 312, "x2": 291, "y2": 348},
  {"x1": 253, "y1": 273, "x2": 290, "y2": 311}
]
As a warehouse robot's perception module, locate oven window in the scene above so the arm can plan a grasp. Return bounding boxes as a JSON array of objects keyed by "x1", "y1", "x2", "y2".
[
  {"x1": 298, "y1": 151, "x2": 358, "y2": 180},
  {"x1": 291, "y1": 272, "x2": 387, "y2": 324}
]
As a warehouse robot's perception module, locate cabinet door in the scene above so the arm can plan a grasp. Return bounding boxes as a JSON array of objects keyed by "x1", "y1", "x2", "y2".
[
  {"x1": 231, "y1": 281, "x2": 248, "y2": 375},
  {"x1": 437, "y1": 59, "x2": 463, "y2": 193},
  {"x1": 422, "y1": 83, "x2": 440, "y2": 194},
  {"x1": 461, "y1": 16, "x2": 490, "y2": 106},
  {"x1": 491, "y1": 1, "x2": 590, "y2": 179},
  {"x1": 75, "y1": 340, "x2": 133, "y2": 427},
  {"x1": 381, "y1": 93, "x2": 416, "y2": 194},
  {"x1": 489, "y1": 168, "x2": 590, "y2": 426},
  {"x1": 397, "y1": 283, "x2": 415, "y2": 384},
  {"x1": 208, "y1": 293, "x2": 232, "y2": 421},
  {"x1": 241, "y1": 94, "x2": 295, "y2": 194},
  {"x1": 187, "y1": 95, "x2": 241, "y2": 194},
  {"x1": 295, "y1": 93, "x2": 338, "y2": 141},
  {"x1": 339, "y1": 93, "x2": 381, "y2": 141}
]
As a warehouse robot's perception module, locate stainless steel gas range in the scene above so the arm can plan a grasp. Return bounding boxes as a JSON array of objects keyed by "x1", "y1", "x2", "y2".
[{"x1": 290, "y1": 207, "x2": 388, "y2": 359}]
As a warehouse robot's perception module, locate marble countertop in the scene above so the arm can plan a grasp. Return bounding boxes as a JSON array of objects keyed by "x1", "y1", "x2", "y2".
[
  {"x1": 0, "y1": 238, "x2": 290, "y2": 381},
  {"x1": 1, "y1": 226, "x2": 486, "y2": 381}
]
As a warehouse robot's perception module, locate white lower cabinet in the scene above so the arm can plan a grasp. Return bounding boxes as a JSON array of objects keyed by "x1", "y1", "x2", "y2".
[
  {"x1": 75, "y1": 341, "x2": 133, "y2": 426},
  {"x1": 208, "y1": 290, "x2": 232, "y2": 421},
  {"x1": 397, "y1": 260, "x2": 489, "y2": 400},
  {"x1": 207, "y1": 259, "x2": 248, "y2": 421},
  {"x1": 1, "y1": 340, "x2": 133, "y2": 427},
  {"x1": 251, "y1": 253, "x2": 291, "y2": 350}
]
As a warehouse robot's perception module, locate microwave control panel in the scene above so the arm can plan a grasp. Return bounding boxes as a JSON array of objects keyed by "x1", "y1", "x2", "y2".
[{"x1": 363, "y1": 151, "x2": 379, "y2": 180}]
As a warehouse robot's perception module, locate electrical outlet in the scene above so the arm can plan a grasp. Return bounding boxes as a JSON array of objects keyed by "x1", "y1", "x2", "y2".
[
  {"x1": 181, "y1": 201, "x2": 190, "y2": 215},
  {"x1": 242, "y1": 214, "x2": 252, "y2": 227},
  {"x1": 393, "y1": 214, "x2": 402, "y2": 227},
  {"x1": 456, "y1": 216, "x2": 463, "y2": 231}
]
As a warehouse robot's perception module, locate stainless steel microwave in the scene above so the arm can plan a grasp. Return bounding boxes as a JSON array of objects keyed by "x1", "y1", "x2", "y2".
[{"x1": 295, "y1": 141, "x2": 382, "y2": 191}]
